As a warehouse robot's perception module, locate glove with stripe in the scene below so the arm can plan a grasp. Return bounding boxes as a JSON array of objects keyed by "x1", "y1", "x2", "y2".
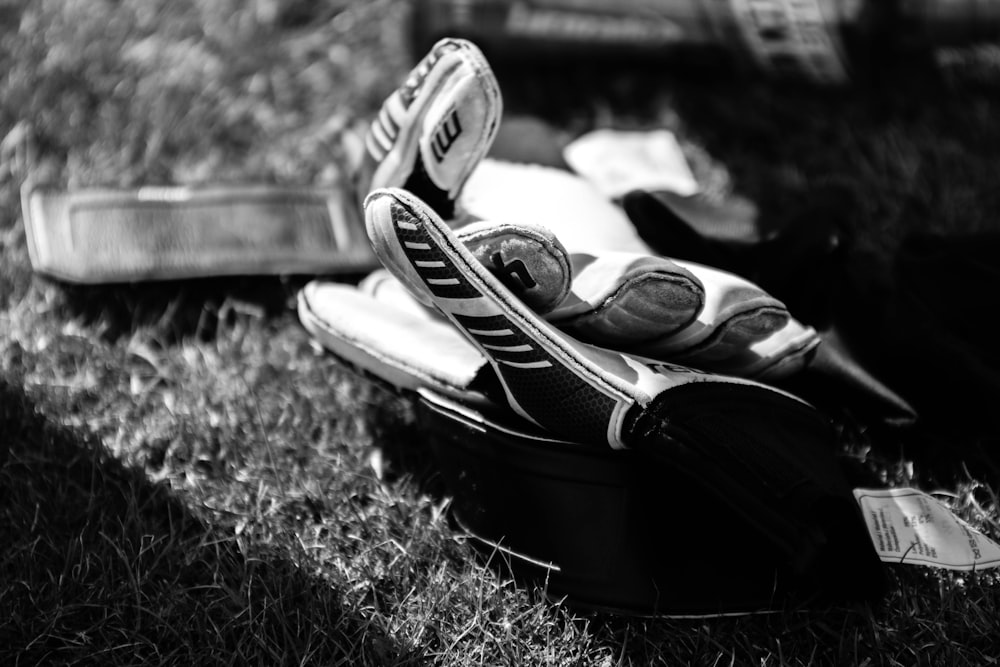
[
  {"x1": 300, "y1": 36, "x2": 888, "y2": 613},
  {"x1": 298, "y1": 187, "x2": 887, "y2": 612}
]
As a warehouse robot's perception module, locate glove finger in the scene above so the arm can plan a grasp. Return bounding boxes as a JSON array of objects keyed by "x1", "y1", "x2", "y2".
[
  {"x1": 626, "y1": 260, "x2": 823, "y2": 380},
  {"x1": 681, "y1": 317, "x2": 821, "y2": 380},
  {"x1": 634, "y1": 261, "x2": 792, "y2": 353},
  {"x1": 455, "y1": 219, "x2": 571, "y2": 313},
  {"x1": 546, "y1": 251, "x2": 705, "y2": 345},
  {"x1": 357, "y1": 38, "x2": 502, "y2": 219},
  {"x1": 364, "y1": 220, "x2": 573, "y2": 317}
]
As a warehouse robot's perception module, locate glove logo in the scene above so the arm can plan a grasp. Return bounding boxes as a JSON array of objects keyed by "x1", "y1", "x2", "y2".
[
  {"x1": 431, "y1": 108, "x2": 463, "y2": 162},
  {"x1": 490, "y1": 251, "x2": 537, "y2": 292}
]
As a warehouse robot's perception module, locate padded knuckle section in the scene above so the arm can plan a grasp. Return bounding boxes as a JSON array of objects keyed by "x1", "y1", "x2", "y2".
[
  {"x1": 552, "y1": 253, "x2": 706, "y2": 344},
  {"x1": 457, "y1": 222, "x2": 571, "y2": 314},
  {"x1": 567, "y1": 273, "x2": 705, "y2": 345},
  {"x1": 714, "y1": 285, "x2": 787, "y2": 322},
  {"x1": 717, "y1": 306, "x2": 791, "y2": 342}
]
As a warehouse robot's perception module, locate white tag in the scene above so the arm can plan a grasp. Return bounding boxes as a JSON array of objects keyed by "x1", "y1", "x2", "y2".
[
  {"x1": 562, "y1": 129, "x2": 699, "y2": 200},
  {"x1": 854, "y1": 488, "x2": 1000, "y2": 570}
]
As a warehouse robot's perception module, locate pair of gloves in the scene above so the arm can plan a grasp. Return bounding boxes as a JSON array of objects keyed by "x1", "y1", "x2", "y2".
[{"x1": 298, "y1": 38, "x2": 889, "y2": 612}]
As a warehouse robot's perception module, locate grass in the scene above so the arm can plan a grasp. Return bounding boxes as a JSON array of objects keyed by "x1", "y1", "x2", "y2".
[{"x1": 2, "y1": 0, "x2": 1000, "y2": 664}]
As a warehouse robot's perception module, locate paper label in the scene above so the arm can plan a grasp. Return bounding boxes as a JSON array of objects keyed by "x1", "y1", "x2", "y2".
[
  {"x1": 854, "y1": 488, "x2": 1000, "y2": 571},
  {"x1": 562, "y1": 129, "x2": 699, "y2": 199}
]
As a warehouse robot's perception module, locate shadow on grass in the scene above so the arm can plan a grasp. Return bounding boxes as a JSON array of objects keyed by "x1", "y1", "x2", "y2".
[{"x1": 0, "y1": 380, "x2": 421, "y2": 666}]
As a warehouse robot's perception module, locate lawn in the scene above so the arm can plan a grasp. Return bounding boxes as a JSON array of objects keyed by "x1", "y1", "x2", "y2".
[{"x1": 2, "y1": 1, "x2": 1000, "y2": 665}]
